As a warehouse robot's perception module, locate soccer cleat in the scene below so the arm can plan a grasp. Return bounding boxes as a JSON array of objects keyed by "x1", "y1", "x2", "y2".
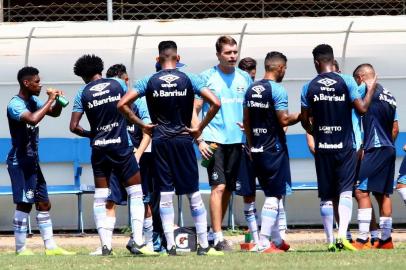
[
  {"x1": 377, "y1": 237, "x2": 394, "y2": 249},
  {"x1": 352, "y1": 238, "x2": 372, "y2": 250},
  {"x1": 126, "y1": 238, "x2": 158, "y2": 256},
  {"x1": 276, "y1": 240, "x2": 290, "y2": 251},
  {"x1": 45, "y1": 247, "x2": 76, "y2": 256},
  {"x1": 214, "y1": 240, "x2": 233, "y2": 251},
  {"x1": 16, "y1": 249, "x2": 35, "y2": 256},
  {"x1": 327, "y1": 243, "x2": 337, "y2": 252},
  {"x1": 166, "y1": 245, "x2": 177, "y2": 256},
  {"x1": 101, "y1": 245, "x2": 114, "y2": 256},
  {"x1": 260, "y1": 243, "x2": 284, "y2": 254},
  {"x1": 335, "y1": 238, "x2": 357, "y2": 251},
  {"x1": 197, "y1": 245, "x2": 224, "y2": 256},
  {"x1": 370, "y1": 237, "x2": 380, "y2": 248}
]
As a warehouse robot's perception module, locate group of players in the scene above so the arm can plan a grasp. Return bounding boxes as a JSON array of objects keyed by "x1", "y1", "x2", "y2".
[{"x1": 7, "y1": 35, "x2": 405, "y2": 256}]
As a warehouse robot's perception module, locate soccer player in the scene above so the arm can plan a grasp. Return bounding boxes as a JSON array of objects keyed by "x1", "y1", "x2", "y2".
[
  {"x1": 301, "y1": 44, "x2": 377, "y2": 251},
  {"x1": 195, "y1": 36, "x2": 253, "y2": 251},
  {"x1": 70, "y1": 55, "x2": 153, "y2": 256},
  {"x1": 87, "y1": 64, "x2": 154, "y2": 255},
  {"x1": 243, "y1": 51, "x2": 299, "y2": 253},
  {"x1": 7, "y1": 66, "x2": 74, "y2": 255},
  {"x1": 352, "y1": 63, "x2": 398, "y2": 249},
  {"x1": 238, "y1": 57, "x2": 257, "y2": 81},
  {"x1": 305, "y1": 59, "x2": 379, "y2": 244},
  {"x1": 118, "y1": 40, "x2": 222, "y2": 256}
]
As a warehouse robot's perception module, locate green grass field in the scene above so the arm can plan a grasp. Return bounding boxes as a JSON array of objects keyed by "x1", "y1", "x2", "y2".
[{"x1": 1, "y1": 243, "x2": 406, "y2": 270}]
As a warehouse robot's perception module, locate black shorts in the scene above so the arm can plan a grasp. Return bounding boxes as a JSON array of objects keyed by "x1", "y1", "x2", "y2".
[
  {"x1": 315, "y1": 149, "x2": 357, "y2": 200},
  {"x1": 152, "y1": 135, "x2": 198, "y2": 195},
  {"x1": 235, "y1": 145, "x2": 256, "y2": 197},
  {"x1": 207, "y1": 142, "x2": 242, "y2": 192},
  {"x1": 252, "y1": 148, "x2": 291, "y2": 197},
  {"x1": 357, "y1": 147, "x2": 395, "y2": 194},
  {"x1": 91, "y1": 146, "x2": 139, "y2": 183},
  {"x1": 7, "y1": 157, "x2": 49, "y2": 204}
]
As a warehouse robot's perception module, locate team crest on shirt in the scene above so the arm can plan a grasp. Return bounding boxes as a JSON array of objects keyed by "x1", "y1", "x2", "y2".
[
  {"x1": 251, "y1": 85, "x2": 265, "y2": 98},
  {"x1": 25, "y1": 189, "x2": 34, "y2": 200},
  {"x1": 317, "y1": 78, "x2": 337, "y2": 87},
  {"x1": 90, "y1": 82, "x2": 110, "y2": 92},
  {"x1": 159, "y1": 74, "x2": 179, "y2": 87}
]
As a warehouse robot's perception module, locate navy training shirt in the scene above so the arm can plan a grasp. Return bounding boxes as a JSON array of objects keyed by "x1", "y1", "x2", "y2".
[
  {"x1": 134, "y1": 69, "x2": 204, "y2": 139},
  {"x1": 244, "y1": 79, "x2": 288, "y2": 153},
  {"x1": 301, "y1": 72, "x2": 361, "y2": 153},
  {"x1": 7, "y1": 95, "x2": 44, "y2": 163},
  {"x1": 73, "y1": 78, "x2": 131, "y2": 150},
  {"x1": 362, "y1": 83, "x2": 397, "y2": 150}
]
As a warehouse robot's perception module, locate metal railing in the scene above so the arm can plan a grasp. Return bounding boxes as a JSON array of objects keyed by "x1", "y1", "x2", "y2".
[{"x1": 2, "y1": 0, "x2": 406, "y2": 22}]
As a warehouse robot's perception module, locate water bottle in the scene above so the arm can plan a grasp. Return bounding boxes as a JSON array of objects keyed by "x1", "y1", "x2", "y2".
[
  {"x1": 56, "y1": 95, "x2": 69, "y2": 107},
  {"x1": 201, "y1": 143, "x2": 218, "y2": 168}
]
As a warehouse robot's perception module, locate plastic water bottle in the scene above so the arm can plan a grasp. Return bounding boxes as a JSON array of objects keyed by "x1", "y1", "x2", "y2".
[{"x1": 201, "y1": 143, "x2": 218, "y2": 168}]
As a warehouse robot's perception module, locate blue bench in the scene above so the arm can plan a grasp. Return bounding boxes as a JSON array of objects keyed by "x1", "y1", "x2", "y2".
[
  {"x1": 1, "y1": 132, "x2": 405, "y2": 231},
  {"x1": 0, "y1": 138, "x2": 90, "y2": 234}
]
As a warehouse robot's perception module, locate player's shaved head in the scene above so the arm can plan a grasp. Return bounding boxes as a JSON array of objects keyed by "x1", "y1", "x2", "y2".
[
  {"x1": 353, "y1": 63, "x2": 375, "y2": 78},
  {"x1": 264, "y1": 51, "x2": 287, "y2": 72}
]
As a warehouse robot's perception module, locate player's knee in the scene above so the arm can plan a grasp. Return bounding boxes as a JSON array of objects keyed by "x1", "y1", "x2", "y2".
[
  {"x1": 355, "y1": 189, "x2": 369, "y2": 200},
  {"x1": 16, "y1": 203, "x2": 32, "y2": 213},
  {"x1": 36, "y1": 202, "x2": 51, "y2": 211},
  {"x1": 105, "y1": 200, "x2": 116, "y2": 210},
  {"x1": 243, "y1": 195, "x2": 256, "y2": 203},
  {"x1": 211, "y1": 185, "x2": 226, "y2": 196}
]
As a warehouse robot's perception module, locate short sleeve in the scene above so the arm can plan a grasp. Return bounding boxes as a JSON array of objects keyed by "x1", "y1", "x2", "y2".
[
  {"x1": 134, "y1": 76, "x2": 150, "y2": 97},
  {"x1": 32, "y1": 96, "x2": 45, "y2": 110},
  {"x1": 72, "y1": 88, "x2": 84, "y2": 113},
  {"x1": 134, "y1": 97, "x2": 151, "y2": 123},
  {"x1": 186, "y1": 72, "x2": 206, "y2": 95},
  {"x1": 7, "y1": 97, "x2": 28, "y2": 121},
  {"x1": 111, "y1": 77, "x2": 128, "y2": 92},
  {"x1": 339, "y1": 74, "x2": 361, "y2": 102},
  {"x1": 301, "y1": 82, "x2": 310, "y2": 108},
  {"x1": 394, "y1": 110, "x2": 399, "y2": 121},
  {"x1": 272, "y1": 83, "x2": 288, "y2": 111}
]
